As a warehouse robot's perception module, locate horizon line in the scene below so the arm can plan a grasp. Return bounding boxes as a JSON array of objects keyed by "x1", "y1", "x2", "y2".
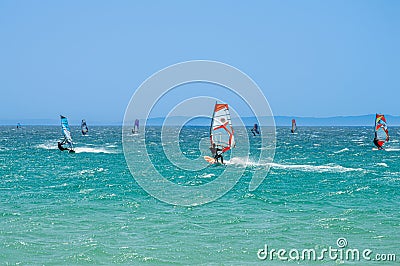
[{"x1": 1, "y1": 113, "x2": 399, "y2": 122}]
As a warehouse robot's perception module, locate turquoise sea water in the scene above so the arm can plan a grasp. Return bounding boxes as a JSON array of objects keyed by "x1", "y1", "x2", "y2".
[{"x1": 0, "y1": 126, "x2": 399, "y2": 265}]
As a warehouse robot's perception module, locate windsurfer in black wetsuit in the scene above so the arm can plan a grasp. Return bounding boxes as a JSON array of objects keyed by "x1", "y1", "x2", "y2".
[
  {"x1": 251, "y1": 123, "x2": 260, "y2": 136},
  {"x1": 373, "y1": 132, "x2": 383, "y2": 150},
  {"x1": 58, "y1": 141, "x2": 69, "y2": 151},
  {"x1": 210, "y1": 143, "x2": 224, "y2": 164}
]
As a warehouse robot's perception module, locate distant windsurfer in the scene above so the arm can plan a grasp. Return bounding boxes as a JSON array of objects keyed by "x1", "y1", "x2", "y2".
[
  {"x1": 132, "y1": 119, "x2": 139, "y2": 134},
  {"x1": 291, "y1": 119, "x2": 297, "y2": 133},
  {"x1": 251, "y1": 123, "x2": 260, "y2": 136},
  {"x1": 210, "y1": 143, "x2": 224, "y2": 164},
  {"x1": 81, "y1": 120, "x2": 88, "y2": 135}
]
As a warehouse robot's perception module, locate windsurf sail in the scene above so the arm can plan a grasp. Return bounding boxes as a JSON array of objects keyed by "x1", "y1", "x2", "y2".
[
  {"x1": 374, "y1": 113, "x2": 389, "y2": 149},
  {"x1": 81, "y1": 119, "x2": 88, "y2": 135},
  {"x1": 133, "y1": 119, "x2": 139, "y2": 133},
  {"x1": 291, "y1": 119, "x2": 297, "y2": 133},
  {"x1": 210, "y1": 102, "x2": 235, "y2": 153},
  {"x1": 17, "y1": 123, "x2": 21, "y2": 129},
  {"x1": 60, "y1": 115, "x2": 74, "y2": 150}
]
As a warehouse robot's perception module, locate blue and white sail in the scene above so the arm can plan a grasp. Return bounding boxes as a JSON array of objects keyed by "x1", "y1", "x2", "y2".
[
  {"x1": 81, "y1": 119, "x2": 88, "y2": 135},
  {"x1": 60, "y1": 115, "x2": 74, "y2": 150}
]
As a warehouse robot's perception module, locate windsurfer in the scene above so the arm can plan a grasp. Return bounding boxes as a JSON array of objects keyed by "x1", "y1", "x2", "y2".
[
  {"x1": 251, "y1": 124, "x2": 260, "y2": 136},
  {"x1": 57, "y1": 141, "x2": 69, "y2": 151},
  {"x1": 210, "y1": 143, "x2": 224, "y2": 164},
  {"x1": 373, "y1": 132, "x2": 383, "y2": 150}
]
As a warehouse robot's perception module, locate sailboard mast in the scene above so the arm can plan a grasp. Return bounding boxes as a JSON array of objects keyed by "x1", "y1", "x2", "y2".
[{"x1": 373, "y1": 113, "x2": 389, "y2": 149}]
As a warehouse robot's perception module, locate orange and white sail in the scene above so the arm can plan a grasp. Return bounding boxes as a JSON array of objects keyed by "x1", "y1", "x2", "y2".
[{"x1": 210, "y1": 102, "x2": 235, "y2": 153}]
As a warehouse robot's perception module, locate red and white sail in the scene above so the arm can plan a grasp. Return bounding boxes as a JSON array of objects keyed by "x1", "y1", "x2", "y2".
[
  {"x1": 374, "y1": 114, "x2": 389, "y2": 148},
  {"x1": 210, "y1": 102, "x2": 235, "y2": 153}
]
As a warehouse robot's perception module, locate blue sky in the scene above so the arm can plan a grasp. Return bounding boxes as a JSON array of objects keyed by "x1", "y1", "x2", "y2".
[{"x1": 0, "y1": 0, "x2": 399, "y2": 124}]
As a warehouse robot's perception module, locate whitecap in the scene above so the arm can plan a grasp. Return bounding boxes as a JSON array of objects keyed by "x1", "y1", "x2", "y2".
[
  {"x1": 334, "y1": 148, "x2": 349, "y2": 154},
  {"x1": 73, "y1": 147, "x2": 115, "y2": 154},
  {"x1": 385, "y1": 148, "x2": 400, "y2": 151},
  {"x1": 200, "y1": 173, "x2": 215, "y2": 178},
  {"x1": 269, "y1": 163, "x2": 364, "y2": 173}
]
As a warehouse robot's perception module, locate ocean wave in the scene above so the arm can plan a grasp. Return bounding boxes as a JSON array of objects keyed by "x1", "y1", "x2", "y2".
[{"x1": 376, "y1": 163, "x2": 388, "y2": 167}]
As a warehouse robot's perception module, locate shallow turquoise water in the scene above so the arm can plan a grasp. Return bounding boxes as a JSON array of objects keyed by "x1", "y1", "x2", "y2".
[{"x1": 0, "y1": 126, "x2": 399, "y2": 265}]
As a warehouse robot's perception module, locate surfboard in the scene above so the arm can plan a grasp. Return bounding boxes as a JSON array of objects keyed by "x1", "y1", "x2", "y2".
[{"x1": 204, "y1": 156, "x2": 216, "y2": 164}]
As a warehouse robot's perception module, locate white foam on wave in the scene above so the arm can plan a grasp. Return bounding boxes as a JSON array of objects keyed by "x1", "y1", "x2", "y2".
[
  {"x1": 257, "y1": 147, "x2": 274, "y2": 150},
  {"x1": 226, "y1": 157, "x2": 259, "y2": 167},
  {"x1": 36, "y1": 142, "x2": 57, "y2": 150},
  {"x1": 79, "y1": 188, "x2": 95, "y2": 194},
  {"x1": 37, "y1": 142, "x2": 115, "y2": 154},
  {"x1": 355, "y1": 186, "x2": 370, "y2": 192},
  {"x1": 106, "y1": 144, "x2": 117, "y2": 148},
  {"x1": 269, "y1": 163, "x2": 363, "y2": 173},
  {"x1": 385, "y1": 148, "x2": 400, "y2": 151},
  {"x1": 199, "y1": 173, "x2": 215, "y2": 178},
  {"x1": 226, "y1": 157, "x2": 363, "y2": 173},
  {"x1": 334, "y1": 148, "x2": 349, "y2": 154},
  {"x1": 74, "y1": 147, "x2": 115, "y2": 154},
  {"x1": 79, "y1": 168, "x2": 105, "y2": 175},
  {"x1": 376, "y1": 162, "x2": 388, "y2": 167}
]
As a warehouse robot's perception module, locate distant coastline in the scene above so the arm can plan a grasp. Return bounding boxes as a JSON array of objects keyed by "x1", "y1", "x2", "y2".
[{"x1": 2, "y1": 114, "x2": 400, "y2": 126}]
